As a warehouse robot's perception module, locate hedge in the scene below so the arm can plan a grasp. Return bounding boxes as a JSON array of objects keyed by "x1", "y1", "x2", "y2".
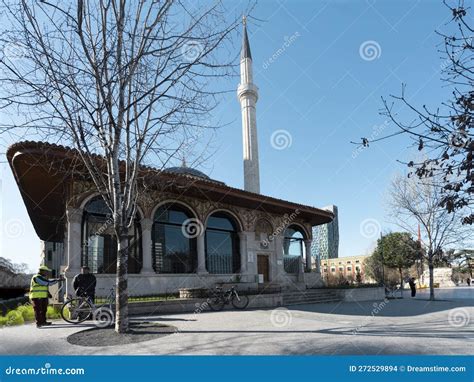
[{"x1": 0, "y1": 304, "x2": 61, "y2": 327}]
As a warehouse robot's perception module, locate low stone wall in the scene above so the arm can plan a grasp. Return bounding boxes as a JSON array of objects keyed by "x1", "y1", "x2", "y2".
[
  {"x1": 303, "y1": 272, "x2": 324, "y2": 289},
  {"x1": 128, "y1": 293, "x2": 283, "y2": 316},
  {"x1": 247, "y1": 293, "x2": 283, "y2": 309},
  {"x1": 337, "y1": 287, "x2": 385, "y2": 302},
  {"x1": 129, "y1": 298, "x2": 205, "y2": 316},
  {"x1": 127, "y1": 287, "x2": 383, "y2": 316},
  {"x1": 93, "y1": 274, "x2": 258, "y2": 298}
]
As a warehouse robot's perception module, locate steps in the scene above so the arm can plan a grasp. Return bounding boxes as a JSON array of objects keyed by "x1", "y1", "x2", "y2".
[
  {"x1": 257, "y1": 282, "x2": 285, "y2": 294},
  {"x1": 282, "y1": 289, "x2": 342, "y2": 306}
]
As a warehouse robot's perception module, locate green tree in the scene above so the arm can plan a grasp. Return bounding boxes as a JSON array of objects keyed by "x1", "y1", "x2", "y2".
[
  {"x1": 372, "y1": 232, "x2": 421, "y2": 292},
  {"x1": 364, "y1": 255, "x2": 384, "y2": 285}
]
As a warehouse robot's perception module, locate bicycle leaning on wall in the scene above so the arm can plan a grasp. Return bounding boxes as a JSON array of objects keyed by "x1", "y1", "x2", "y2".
[
  {"x1": 59, "y1": 280, "x2": 115, "y2": 326},
  {"x1": 208, "y1": 285, "x2": 249, "y2": 311}
]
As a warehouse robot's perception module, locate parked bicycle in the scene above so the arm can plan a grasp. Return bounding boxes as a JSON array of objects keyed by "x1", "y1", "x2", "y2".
[
  {"x1": 61, "y1": 286, "x2": 115, "y2": 325},
  {"x1": 208, "y1": 285, "x2": 249, "y2": 311},
  {"x1": 385, "y1": 284, "x2": 403, "y2": 299}
]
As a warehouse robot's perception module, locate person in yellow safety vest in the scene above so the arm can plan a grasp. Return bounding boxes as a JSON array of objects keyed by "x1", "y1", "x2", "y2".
[{"x1": 29, "y1": 265, "x2": 64, "y2": 328}]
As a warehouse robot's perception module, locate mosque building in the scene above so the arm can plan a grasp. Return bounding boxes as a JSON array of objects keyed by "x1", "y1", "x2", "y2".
[{"x1": 7, "y1": 21, "x2": 333, "y2": 297}]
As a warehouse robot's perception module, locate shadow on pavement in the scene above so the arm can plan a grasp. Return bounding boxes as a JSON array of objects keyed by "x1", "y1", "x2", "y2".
[{"x1": 289, "y1": 298, "x2": 474, "y2": 318}]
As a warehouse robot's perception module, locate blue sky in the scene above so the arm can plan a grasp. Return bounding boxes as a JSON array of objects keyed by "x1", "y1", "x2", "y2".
[{"x1": 0, "y1": 0, "x2": 457, "y2": 268}]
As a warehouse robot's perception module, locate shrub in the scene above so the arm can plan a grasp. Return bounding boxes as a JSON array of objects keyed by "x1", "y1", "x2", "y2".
[
  {"x1": 16, "y1": 304, "x2": 35, "y2": 321},
  {"x1": 6, "y1": 310, "x2": 24, "y2": 326},
  {"x1": 46, "y1": 306, "x2": 61, "y2": 319},
  {"x1": 0, "y1": 316, "x2": 9, "y2": 326}
]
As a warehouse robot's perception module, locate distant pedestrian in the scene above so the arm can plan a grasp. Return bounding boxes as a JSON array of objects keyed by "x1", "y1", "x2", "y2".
[
  {"x1": 408, "y1": 277, "x2": 416, "y2": 298},
  {"x1": 468, "y1": 278, "x2": 471, "y2": 287}
]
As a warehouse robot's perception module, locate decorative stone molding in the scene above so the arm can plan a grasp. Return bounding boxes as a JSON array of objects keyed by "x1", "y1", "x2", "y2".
[
  {"x1": 68, "y1": 180, "x2": 313, "y2": 245},
  {"x1": 137, "y1": 192, "x2": 156, "y2": 218},
  {"x1": 241, "y1": 208, "x2": 258, "y2": 232},
  {"x1": 194, "y1": 200, "x2": 217, "y2": 222}
]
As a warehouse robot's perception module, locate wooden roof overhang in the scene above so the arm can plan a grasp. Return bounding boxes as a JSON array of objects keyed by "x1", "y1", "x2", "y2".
[{"x1": 7, "y1": 141, "x2": 334, "y2": 242}]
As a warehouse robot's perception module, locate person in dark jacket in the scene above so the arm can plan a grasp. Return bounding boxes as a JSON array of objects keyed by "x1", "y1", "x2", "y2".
[
  {"x1": 72, "y1": 266, "x2": 97, "y2": 303},
  {"x1": 408, "y1": 277, "x2": 417, "y2": 298}
]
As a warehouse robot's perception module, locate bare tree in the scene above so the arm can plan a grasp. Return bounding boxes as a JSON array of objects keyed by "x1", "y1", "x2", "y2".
[
  {"x1": 0, "y1": 0, "x2": 241, "y2": 332},
  {"x1": 387, "y1": 174, "x2": 469, "y2": 300},
  {"x1": 355, "y1": 1, "x2": 473, "y2": 225}
]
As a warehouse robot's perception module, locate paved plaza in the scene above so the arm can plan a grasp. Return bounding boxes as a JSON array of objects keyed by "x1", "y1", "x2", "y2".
[{"x1": 0, "y1": 287, "x2": 472, "y2": 355}]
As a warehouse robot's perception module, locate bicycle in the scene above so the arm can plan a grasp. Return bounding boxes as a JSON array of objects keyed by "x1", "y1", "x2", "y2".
[
  {"x1": 207, "y1": 285, "x2": 249, "y2": 311},
  {"x1": 61, "y1": 287, "x2": 115, "y2": 325},
  {"x1": 385, "y1": 284, "x2": 403, "y2": 299}
]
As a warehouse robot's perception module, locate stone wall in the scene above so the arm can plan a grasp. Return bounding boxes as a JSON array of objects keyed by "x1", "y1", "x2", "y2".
[
  {"x1": 126, "y1": 287, "x2": 384, "y2": 316},
  {"x1": 93, "y1": 274, "x2": 259, "y2": 297},
  {"x1": 337, "y1": 287, "x2": 385, "y2": 302}
]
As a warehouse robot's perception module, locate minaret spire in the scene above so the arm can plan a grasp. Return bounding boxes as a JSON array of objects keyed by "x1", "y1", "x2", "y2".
[
  {"x1": 238, "y1": 17, "x2": 260, "y2": 194},
  {"x1": 241, "y1": 16, "x2": 252, "y2": 60}
]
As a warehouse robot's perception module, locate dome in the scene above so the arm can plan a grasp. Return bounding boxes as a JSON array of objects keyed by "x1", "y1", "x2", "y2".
[{"x1": 164, "y1": 166, "x2": 210, "y2": 180}]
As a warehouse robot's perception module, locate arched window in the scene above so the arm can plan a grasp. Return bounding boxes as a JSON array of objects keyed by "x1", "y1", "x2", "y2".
[
  {"x1": 152, "y1": 203, "x2": 197, "y2": 273},
  {"x1": 82, "y1": 197, "x2": 142, "y2": 274},
  {"x1": 205, "y1": 212, "x2": 240, "y2": 274},
  {"x1": 283, "y1": 225, "x2": 306, "y2": 274}
]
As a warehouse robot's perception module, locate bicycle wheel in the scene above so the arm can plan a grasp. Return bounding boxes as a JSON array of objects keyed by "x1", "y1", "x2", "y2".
[
  {"x1": 207, "y1": 295, "x2": 225, "y2": 311},
  {"x1": 231, "y1": 293, "x2": 249, "y2": 309},
  {"x1": 61, "y1": 298, "x2": 93, "y2": 324}
]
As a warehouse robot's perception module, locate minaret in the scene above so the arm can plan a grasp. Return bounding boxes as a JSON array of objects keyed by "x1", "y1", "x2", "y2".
[{"x1": 238, "y1": 17, "x2": 260, "y2": 194}]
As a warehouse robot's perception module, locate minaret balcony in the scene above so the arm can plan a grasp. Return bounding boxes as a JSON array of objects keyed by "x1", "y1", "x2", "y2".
[{"x1": 237, "y1": 83, "x2": 259, "y2": 102}]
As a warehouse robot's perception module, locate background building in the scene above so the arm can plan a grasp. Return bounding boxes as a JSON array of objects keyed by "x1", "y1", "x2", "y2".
[
  {"x1": 311, "y1": 205, "x2": 339, "y2": 269},
  {"x1": 321, "y1": 254, "x2": 374, "y2": 284}
]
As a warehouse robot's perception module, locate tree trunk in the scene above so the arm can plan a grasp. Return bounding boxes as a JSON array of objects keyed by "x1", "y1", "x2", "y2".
[
  {"x1": 428, "y1": 252, "x2": 435, "y2": 301},
  {"x1": 115, "y1": 234, "x2": 129, "y2": 333},
  {"x1": 399, "y1": 268, "x2": 404, "y2": 298}
]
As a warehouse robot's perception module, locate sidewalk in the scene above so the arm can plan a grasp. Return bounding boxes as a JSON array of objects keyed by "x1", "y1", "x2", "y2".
[{"x1": 0, "y1": 296, "x2": 472, "y2": 355}]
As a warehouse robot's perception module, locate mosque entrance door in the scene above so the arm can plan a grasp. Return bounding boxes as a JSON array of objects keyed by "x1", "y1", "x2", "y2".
[{"x1": 257, "y1": 254, "x2": 270, "y2": 283}]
